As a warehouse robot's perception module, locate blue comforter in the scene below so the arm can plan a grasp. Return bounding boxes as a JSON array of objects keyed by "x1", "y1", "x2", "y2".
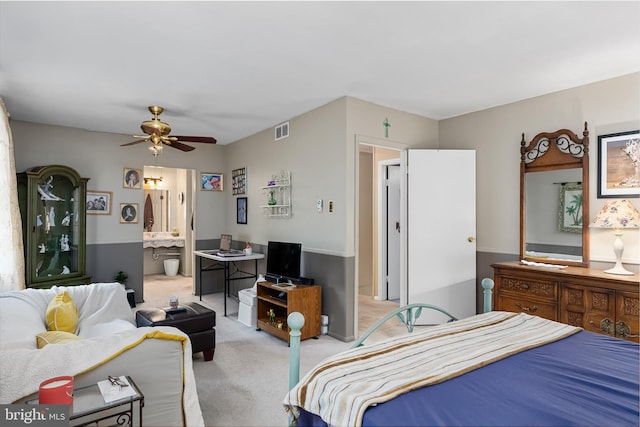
[{"x1": 297, "y1": 331, "x2": 639, "y2": 427}]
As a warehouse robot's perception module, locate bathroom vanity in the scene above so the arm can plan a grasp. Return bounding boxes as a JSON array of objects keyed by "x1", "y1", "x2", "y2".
[{"x1": 143, "y1": 232, "x2": 185, "y2": 275}]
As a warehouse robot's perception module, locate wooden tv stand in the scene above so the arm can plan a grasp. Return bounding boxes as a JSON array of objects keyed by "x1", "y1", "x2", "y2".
[{"x1": 256, "y1": 281, "x2": 321, "y2": 343}]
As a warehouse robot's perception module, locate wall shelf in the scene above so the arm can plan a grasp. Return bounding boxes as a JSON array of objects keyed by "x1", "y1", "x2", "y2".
[{"x1": 260, "y1": 171, "x2": 291, "y2": 218}]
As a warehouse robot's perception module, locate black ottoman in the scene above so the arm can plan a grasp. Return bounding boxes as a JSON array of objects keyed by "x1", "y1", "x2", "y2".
[{"x1": 136, "y1": 302, "x2": 216, "y2": 361}]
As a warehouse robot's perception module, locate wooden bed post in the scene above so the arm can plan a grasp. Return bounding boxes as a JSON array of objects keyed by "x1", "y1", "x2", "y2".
[{"x1": 482, "y1": 278, "x2": 494, "y2": 313}]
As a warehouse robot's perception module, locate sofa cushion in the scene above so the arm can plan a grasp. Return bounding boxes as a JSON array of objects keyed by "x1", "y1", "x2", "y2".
[
  {"x1": 36, "y1": 331, "x2": 80, "y2": 348},
  {"x1": 46, "y1": 291, "x2": 78, "y2": 333},
  {"x1": 0, "y1": 292, "x2": 47, "y2": 350}
]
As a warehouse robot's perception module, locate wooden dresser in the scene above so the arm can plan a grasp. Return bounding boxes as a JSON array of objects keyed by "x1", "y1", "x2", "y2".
[{"x1": 492, "y1": 261, "x2": 640, "y2": 342}]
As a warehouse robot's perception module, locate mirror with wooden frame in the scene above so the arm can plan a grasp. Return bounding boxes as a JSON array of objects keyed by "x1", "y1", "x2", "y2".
[{"x1": 520, "y1": 122, "x2": 590, "y2": 267}]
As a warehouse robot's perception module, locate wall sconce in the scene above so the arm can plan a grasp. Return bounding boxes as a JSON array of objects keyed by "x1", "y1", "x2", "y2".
[{"x1": 144, "y1": 177, "x2": 163, "y2": 187}]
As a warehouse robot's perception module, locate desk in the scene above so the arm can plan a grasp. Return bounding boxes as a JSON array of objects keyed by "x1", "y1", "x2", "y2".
[{"x1": 193, "y1": 250, "x2": 265, "y2": 316}]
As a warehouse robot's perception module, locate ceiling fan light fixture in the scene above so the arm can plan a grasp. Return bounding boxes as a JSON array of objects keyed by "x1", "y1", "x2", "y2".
[
  {"x1": 149, "y1": 144, "x2": 163, "y2": 157},
  {"x1": 121, "y1": 105, "x2": 217, "y2": 153}
]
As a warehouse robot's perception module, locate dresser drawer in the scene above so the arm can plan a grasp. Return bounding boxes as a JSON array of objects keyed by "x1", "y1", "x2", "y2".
[
  {"x1": 498, "y1": 295, "x2": 557, "y2": 321},
  {"x1": 492, "y1": 262, "x2": 640, "y2": 342},
  {"x1": 497, "y1": 276, "x2": 558, "y2": 300}
]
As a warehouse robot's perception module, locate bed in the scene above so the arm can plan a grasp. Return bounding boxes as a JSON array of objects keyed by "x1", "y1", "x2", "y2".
[{"x1": 284, "y1": 279, "x2": 639, "y2": 427}]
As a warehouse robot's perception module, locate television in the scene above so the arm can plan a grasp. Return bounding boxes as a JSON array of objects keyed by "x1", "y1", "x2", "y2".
[{"x1": 265, "y1": 241, "x2": 302, "y2": 284}]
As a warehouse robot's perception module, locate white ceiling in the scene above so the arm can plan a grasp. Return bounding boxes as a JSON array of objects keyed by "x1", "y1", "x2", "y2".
[{"x1": 1, "y1": 1, "x2": 639, "y2": 145}]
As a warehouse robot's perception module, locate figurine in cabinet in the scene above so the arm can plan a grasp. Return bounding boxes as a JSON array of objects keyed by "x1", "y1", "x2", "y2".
[
  {"x1": 48, "y1": 206, "x2": 56, "y2": 226},
  {"x1": 61, "y1": 211, "x2": 72, "y2": 226},
  {"x1": 38, "y1": 176, "x2": 64, "y2": 201},
  {"x1": 60, "y1": 235, "x2": 69, "y2": 252}
]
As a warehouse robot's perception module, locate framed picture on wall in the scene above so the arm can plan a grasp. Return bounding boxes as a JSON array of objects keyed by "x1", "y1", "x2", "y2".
[
  {"x1": 237, "y1": 197, "x2": 247, "y2": 224},
  {"x1": 123, "y1": 168, "x2": 142, "y2": 189},
  {"x1": 597, "y1": 130, "x2": 640, "y2": 198},
  {"x1": 232, "y1": 167, "x2": 247, "y2": 195},
  {"x1": 201, "y1": 172, "x2": 223, "y2": 191},
  {"x1": 558, "y1": 182, "x2": 582, "y2": 233},
  {"x1": 86, "y1": 190, "x2": 112, "y2": 215},
  {"x1": 120, "y1": 203, "x2": 138, "y2": 224}
]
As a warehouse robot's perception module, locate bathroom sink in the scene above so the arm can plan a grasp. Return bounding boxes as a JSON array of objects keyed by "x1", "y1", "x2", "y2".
[{"x1": 143, "y1": 232, "x2": 185, "y2": 248}]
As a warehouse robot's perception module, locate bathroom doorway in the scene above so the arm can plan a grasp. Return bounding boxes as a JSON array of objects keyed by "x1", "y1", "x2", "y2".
[{"x1": 142, "y1": 166, "x2": 197, "y2": 302}]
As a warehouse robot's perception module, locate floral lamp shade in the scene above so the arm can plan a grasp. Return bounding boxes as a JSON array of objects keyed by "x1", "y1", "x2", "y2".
[
  {"x1": 590, "y1": 199, "x2": 640, "y2": 229},
  {"x1": 590, "y1": 199, "x2": 640, "y2": 275}
]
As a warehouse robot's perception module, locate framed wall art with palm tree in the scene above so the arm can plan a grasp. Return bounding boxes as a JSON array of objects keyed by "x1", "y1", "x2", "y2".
[{"x1": 559, "y1": 182, "x2": 582, "y2": 233}]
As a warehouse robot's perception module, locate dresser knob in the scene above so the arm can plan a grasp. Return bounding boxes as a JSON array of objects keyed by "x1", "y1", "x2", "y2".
[
  {"x1": 615, "y1": 321, "x2": 639, "y2": 338},
  {"x1": 589, "y1": 318, "x2": 614, "y2": 335},
  {"x1": 514, "y1": 302, "x2": 538, "y2": 313}
]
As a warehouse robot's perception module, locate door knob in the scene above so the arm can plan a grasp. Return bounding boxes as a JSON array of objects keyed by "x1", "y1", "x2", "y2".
[{"x1": 467, "y1": 236, "x2": 476, "y2": 242}]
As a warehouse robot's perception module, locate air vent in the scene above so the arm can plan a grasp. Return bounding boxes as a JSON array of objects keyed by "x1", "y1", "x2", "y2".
[{"x1": 275, "y1": 122, "x2": 289, "y2": 141}]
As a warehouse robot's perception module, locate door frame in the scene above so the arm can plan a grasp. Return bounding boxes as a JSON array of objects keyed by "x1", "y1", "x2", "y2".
[
  {"x1": 355, "y1": 135, "x2": 407, "y2": 337},
  {"x1": 377, "y1": 159, "x2": 401, "y2": 301}
]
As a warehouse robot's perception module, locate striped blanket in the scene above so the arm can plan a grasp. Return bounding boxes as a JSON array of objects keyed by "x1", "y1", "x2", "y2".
[{"x1": 284, "y1": 311, "x2": 581, "y2": 427}]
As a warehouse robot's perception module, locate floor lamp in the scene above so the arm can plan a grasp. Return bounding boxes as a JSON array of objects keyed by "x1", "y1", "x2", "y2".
[{"x1": 590, "y1": 199, "x2": 640, "y2": 275}]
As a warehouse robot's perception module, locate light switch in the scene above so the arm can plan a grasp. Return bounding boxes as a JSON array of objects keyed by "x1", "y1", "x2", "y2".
[{"x1": 316, "y1": 199, "x2": 323, "y2": 213}]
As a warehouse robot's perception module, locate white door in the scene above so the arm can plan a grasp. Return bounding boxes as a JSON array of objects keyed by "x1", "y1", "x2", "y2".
[
  {"x1": 400, "y1": 150, "x2": 476, "y2": 324},
  {"x1": 386, "y1": 164, "x2": 401, "y2": 300}
]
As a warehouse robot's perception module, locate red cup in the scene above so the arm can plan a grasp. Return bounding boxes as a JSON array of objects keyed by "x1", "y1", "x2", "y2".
[{"x1": 39, "y1": 376, "x2": 74, "y2": 404}]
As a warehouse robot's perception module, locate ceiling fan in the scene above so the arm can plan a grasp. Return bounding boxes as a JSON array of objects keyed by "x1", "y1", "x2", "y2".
[{"x1": 121, "y1": 106, "x2": 217, "y2": 154}]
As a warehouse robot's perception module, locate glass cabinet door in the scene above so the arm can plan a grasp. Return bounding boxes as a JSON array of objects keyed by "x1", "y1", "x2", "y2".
[{"x1": 19, "y1": 165, "x2": 90, "y2": 288}]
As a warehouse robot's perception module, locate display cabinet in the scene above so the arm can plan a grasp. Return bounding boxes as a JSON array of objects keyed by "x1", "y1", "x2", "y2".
[{"x1": 18, "y1": 165, "x2": 91, "y2": 288}]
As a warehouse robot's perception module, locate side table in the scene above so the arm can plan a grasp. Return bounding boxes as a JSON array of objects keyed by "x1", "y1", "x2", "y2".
[{"x1": 27, "y1": 376, "x2": 144, "y2": 426}]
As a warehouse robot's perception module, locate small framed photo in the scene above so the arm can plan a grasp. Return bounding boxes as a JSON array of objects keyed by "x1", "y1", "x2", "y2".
[
  {"x1": 86, "y1": 190, "x2": 112, "y2": 215},
  {"x1": 123, "y1": 168, "x2": 142, "y2": 189},
  {"x1": 232, "y1": 167, "x2": 247, "y2": 195},
  {"x1": 597, "y1": 130, "x2": 640, "y2": 198},
  {"x1": 120, "y1": 203, "x2": 139, "y2": 224},
  {"x1": 201, "y1": 172, "x2": 223, "y2": 191},
  {"x1": 558, "y1": 183, "x2": 582, "y2": 233},
  {"x1": 237, "y1": 197, "x2": 247, "y2": 224}
]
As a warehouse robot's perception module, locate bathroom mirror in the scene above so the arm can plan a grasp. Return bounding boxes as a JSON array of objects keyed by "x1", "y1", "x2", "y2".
[
  {"x1": 143, "y1": 189, "x2": 170, "y2": 232},
  {"x1": 520, "y1": 123, "x2": 590, "y2": 267}
]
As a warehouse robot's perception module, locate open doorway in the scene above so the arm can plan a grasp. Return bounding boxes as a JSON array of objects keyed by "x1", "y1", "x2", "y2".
[
  {"x1": 142, "y1": 166, "x2": 197, "y2": 305},
  {"x1": 357, "y1": 142, "x2": 402, "y2": 335},
  {"x1": 378, "y1": 160, "x2": 401, "y2": 301}
]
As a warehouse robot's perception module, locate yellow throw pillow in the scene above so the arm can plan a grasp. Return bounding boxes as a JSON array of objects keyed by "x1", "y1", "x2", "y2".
[
  {"x1": 46, "y1": 291, "x2": 78, "y2": 333},
  {"x1": 36, "y1": 331, "x2": 80, "y2": 348}
]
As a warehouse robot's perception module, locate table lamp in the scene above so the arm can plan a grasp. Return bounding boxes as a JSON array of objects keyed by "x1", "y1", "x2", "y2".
[{"x1": 590, "y1": 199, "x2": 640, "y2": 275}]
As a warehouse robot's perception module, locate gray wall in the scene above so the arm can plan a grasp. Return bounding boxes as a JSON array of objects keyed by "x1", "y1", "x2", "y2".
[
  {"x1": 439, "y1": 72, "x2": 640, "y2": 266},
  {"x1": 10, "y1": 72, "x2": 640, "y2": 341}
]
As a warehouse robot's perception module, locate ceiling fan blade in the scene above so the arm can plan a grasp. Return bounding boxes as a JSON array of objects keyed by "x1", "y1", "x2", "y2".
[
  {"x1": 172, "y1": 135, "x2": 217, "y2": 144},
  {"x1": 121, "y1": 139, "x2": 147, "y2": 147},
  {"x1": 165, "y1": 140, "x2": 196, "y2": 152}
]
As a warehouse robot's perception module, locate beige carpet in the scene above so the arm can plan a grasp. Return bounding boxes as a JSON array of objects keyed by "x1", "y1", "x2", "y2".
[{"x1": 138, "y1": 275, "x2": 411, "y2": 427}]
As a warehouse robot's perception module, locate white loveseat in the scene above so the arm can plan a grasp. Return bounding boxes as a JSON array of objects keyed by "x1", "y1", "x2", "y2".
[{"x1": 0, "y1": 282, "x2": 204, "y2": 426}]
